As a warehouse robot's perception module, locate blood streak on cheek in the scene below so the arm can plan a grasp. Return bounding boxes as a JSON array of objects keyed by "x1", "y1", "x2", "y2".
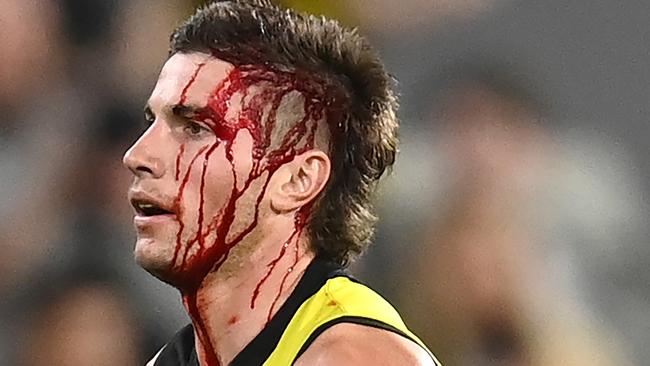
[
  {"x1": 171, "y1": 62, "x2": 339, "y2": 366},
  {"x1": 171, "y1": 144, "x2": 210, "y2": 271},
  {"x1": 175, "y1": 144, "x2": 185, "y2": 181}
]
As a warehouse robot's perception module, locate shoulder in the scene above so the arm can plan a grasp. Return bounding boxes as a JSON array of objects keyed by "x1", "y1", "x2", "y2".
[{"x1": 294, "y1": 322, "x2": 436, "y2": 366}]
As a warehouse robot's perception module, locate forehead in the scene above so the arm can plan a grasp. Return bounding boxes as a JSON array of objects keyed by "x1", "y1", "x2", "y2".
[{"x1": 149, "y1": 52, "x2": 235, "y2": 109}]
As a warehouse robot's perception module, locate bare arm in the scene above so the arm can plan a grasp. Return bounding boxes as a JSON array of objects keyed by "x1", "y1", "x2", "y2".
[{"x1": 294, "y1": 323, "x2": 436, "y2": 366}]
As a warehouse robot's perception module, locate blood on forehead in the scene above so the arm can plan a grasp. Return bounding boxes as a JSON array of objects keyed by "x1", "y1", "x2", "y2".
[{"x1": 193, "y1": 64, "x2": 346, "y2": 160}]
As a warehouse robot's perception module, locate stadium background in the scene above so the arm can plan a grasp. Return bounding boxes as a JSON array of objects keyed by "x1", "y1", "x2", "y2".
[{"x1": 1, "y1": 0, "x2": 649, "y2": 364}]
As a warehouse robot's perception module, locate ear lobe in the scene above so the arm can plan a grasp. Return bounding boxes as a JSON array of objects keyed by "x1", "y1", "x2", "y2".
[{"x1": 270, "y1": 151, "x2": 331, "y2": 213}]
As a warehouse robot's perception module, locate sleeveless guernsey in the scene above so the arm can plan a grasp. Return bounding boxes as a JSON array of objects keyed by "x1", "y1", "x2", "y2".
[{"x1": 151, "y1": 258, "x2": 441, "y2": 365}]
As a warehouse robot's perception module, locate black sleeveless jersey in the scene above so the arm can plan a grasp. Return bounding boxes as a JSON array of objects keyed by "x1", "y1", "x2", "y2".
[{"x1": 149, "y1": 258, "x2": 440, "y2": 365}]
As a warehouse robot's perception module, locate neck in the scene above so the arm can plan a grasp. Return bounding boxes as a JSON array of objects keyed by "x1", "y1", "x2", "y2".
[{"x1": 180, "y1": 227, "x2": 315, "y2": 366}]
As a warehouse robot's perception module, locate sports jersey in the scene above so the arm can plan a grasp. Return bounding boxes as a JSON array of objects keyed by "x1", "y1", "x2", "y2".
[{"x1": 150, "y1": 257, "x2": 441, "y2": 365}]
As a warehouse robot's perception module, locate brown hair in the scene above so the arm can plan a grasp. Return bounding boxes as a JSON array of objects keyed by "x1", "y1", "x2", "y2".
[{"x1": 170, "y1": 0, "x2": 398, "y2": 266}]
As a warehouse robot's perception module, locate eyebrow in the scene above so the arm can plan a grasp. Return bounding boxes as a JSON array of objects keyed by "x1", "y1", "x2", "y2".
[
  {"x1": 142, "y1": 103, "x2": 202, "y2": 119},
  {"x1": 171, "y1": 104, "x2": 201, "y2": 119}
]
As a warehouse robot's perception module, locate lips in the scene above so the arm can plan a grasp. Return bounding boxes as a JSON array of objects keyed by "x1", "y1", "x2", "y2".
[
  {"x1": 133, "y1": 201, "x2": 174, "y2": 216},
  {"x1": 129, "y1": 191, "x2": 175, "y2": 217}
]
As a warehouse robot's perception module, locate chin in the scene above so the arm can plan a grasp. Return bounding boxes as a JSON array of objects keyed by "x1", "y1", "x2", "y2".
[{"x1": 133, "y1": 237, "x2": 179, "y2": 285}]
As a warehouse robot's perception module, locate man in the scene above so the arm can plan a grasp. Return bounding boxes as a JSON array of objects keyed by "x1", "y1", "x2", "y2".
[{"x1": 123, "y1": 1, "x2": 440, "y2": 365}]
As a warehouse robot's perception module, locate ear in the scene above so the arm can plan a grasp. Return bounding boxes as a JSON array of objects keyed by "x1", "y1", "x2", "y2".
[{"x1": 270, "y1": 150, "x2": 331, "y2": 213}]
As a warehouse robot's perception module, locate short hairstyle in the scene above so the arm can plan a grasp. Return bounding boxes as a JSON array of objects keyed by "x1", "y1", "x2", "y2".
[{"x1": 170, "y1": 0, "x2": 398, "y2": 266}]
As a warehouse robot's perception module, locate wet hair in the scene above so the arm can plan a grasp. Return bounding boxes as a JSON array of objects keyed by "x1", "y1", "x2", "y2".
[{"x1": 169, "y1": 0, "x2": 398, "y2": 265}]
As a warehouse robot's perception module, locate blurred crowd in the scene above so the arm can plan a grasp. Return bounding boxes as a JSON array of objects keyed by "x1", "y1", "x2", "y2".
[{"x1": 1, "y1": 0, "x2": 648, "y2": 365}]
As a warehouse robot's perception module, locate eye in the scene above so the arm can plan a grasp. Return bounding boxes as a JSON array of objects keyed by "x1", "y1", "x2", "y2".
[{"x1": 184, "y1": 121, "x2": 209, "y2": 137}]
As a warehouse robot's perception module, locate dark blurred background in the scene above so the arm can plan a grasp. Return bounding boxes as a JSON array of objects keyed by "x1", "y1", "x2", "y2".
[{"x1": 1, "y1": 0, "x2": 648, "y2": 365}]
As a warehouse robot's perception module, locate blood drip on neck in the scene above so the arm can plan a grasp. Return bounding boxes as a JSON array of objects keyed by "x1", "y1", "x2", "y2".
[
  {"x1": 265, "y1": 207, "x2": 310, "y2": 322},
  {"x1": 250, "y1": 206, "x2": 311, "y2": 323},
  {"x1": 170, "y1": 61, "x2": 343, "y2": 366}
]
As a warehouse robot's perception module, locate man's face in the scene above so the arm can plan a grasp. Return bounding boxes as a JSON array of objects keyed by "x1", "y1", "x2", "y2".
[
  {"x1": 123, "y1": 52, "x2": 328, "y2": 288},
  {"x1": 124, "y1": 52, "x2": 248, "y2": 286}
]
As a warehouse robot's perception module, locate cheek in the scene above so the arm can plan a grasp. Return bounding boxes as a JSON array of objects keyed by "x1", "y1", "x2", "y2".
[
  {"x1": 200, "y1": 130, "x2": 256, "y2": 209},
  {"x1": 194, "y1": 132, "x2": 262, "y2": 244},
  {"x1": 177, "y1": 142, "x2": 233, "y2": 222},
  {"x1": 201, "y1": 151, "x2": 237, "y2": 217},
  {"x1": 232, "y1": 135, "x2": 255, "y2": 192}
]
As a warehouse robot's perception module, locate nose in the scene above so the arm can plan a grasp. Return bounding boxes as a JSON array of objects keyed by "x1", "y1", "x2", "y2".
[{"x1": 122, "y1": 127, "x2": 165, "y2": 179}]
